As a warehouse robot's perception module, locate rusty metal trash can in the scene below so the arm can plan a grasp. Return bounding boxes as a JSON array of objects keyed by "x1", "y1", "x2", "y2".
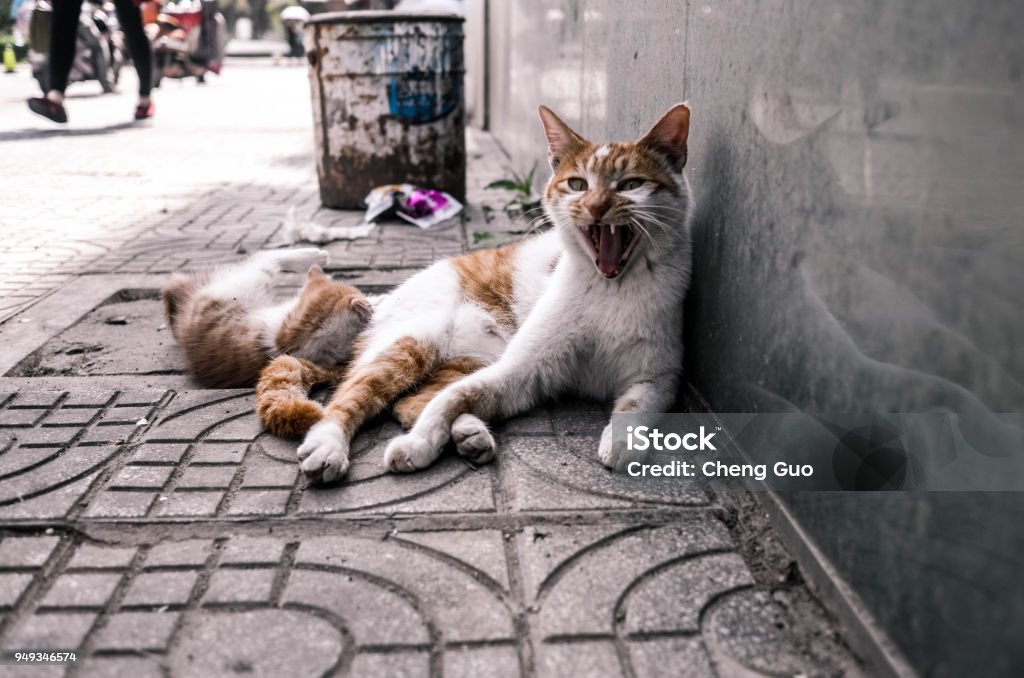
[{"x1": 305, "y1": 11, "x2": 466, "y2": 209}]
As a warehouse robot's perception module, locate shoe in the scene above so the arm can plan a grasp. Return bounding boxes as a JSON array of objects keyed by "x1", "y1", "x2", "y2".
[
  {"x1": 134, "y1": 100, "x2": 155, "y2": 120},
  {"x1": 27, "y1": 97, "x2": 68, "y2": 123}
]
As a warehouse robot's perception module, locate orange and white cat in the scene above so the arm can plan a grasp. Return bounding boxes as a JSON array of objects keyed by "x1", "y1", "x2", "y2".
[
  {"x1": 162, "y1": 248, "x2": 372, "y2": 389},
  {"x1": 259, "y1": 103, "x2": 693, "y2": 483}
]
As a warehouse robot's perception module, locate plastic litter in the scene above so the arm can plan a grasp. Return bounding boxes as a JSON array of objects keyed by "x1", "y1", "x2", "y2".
[
  {"x1": 283, "y1": 185, "x2": 463, "y2": 244},
  {"x1": 364, "y1": 184, "x2": 463, "y2": 229}
]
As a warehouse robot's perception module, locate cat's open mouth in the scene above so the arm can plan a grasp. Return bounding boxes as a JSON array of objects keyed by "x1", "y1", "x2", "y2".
[{"x1": 582, "y1": 223, "x2": 640, "y2": 279}]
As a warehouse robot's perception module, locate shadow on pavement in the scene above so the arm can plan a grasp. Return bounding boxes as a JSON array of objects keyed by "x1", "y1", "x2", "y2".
[{"x1": 0, "y1": 121, "x2": 144, "y2": 141}]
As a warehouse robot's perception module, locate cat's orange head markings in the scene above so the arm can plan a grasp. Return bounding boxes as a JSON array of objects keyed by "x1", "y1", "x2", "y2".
[{"x1": 538, "y1": 104, "x2": 691, "y2": 280}]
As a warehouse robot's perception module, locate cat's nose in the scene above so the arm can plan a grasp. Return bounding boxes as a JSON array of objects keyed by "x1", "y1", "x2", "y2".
[{"x1": 587, "y1": 203, "x2": 609, "y2": 222}]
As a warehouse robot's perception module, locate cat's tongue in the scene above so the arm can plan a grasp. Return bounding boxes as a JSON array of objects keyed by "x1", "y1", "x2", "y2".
[{"x1": 597, "y1": 224, "x2": 626, "y2": 277}]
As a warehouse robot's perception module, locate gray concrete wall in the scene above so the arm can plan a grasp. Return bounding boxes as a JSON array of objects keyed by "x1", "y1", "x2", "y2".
[{"x1": 482, "y1": 1, "x2": 1024, "y2": 675}]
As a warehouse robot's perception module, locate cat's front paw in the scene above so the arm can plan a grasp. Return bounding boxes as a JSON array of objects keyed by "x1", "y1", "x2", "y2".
[
  {"x1": 451, "y1": 414, "x2": 496, "y2": 464},
  {"x1": 384, "y1": 432, "x2": 438, "y2": 473},
  {"x1": 597, "y1": 422, "x2": 631, "y2": 470},
  {"x1": 297, "y1": 420, "x2": 349, "y2": 484}
]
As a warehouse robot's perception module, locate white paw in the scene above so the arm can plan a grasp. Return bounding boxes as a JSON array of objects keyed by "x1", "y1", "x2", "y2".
[
  {"x1": 277, "y1": 247, "x2": 328, "y2": 271},
  {"x1": 451, "y1": 414, "x2": 496, "y2": 464},
  {"x1": 384, "y1": 432, "x2": 439, "y2": 473},
  {"x1": 597, "y1": 422, "x2": 630, "y2": 470},
  {"x1": 297, "y1": 421, "x2": 349, "y2": 483}
]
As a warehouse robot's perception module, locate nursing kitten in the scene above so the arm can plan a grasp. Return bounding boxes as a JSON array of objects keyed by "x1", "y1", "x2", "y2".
[
  {"x1": 258, "y1": 103, "x2": 692, "y2": 483},
  {"x1": 162, "y1": 248, "x2": 372, "y2": 389}
]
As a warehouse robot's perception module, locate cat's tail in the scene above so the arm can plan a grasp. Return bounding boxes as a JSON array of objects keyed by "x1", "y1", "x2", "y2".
[{"x1": 256, "y1": 355, "x2": 345, "y2": 439}]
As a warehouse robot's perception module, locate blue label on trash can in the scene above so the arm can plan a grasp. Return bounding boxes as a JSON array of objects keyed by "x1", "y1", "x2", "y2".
[
  {"x1": 374, "y1": 34, "x2": 462, "y2": 125},
  {"x1": 387, "y1": 69, "x2": 461, "y2": 124}
]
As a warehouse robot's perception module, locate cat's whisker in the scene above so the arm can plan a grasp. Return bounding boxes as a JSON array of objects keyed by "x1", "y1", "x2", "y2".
[
  {"x1": 517, "y1": 205, "x2": 553, "y2": 236},
  {"x1": 521, "y1": 215, "x2": 552, "y2": 237},
  {"x1": 632, "y1": 206, "x2": 685, "y2": 225},
  {"x1": 628, "y1": 217, "x2": 655, "y2": 245},
  {"x1": 629, "y1": 211, "x2": 675, "y2": 234},
  {"x1": 633, "y1": 205, "x2": 689, "y2": 220},
  {"x1": 631, "y1": 204, "x2": 686, "y2": 218}
]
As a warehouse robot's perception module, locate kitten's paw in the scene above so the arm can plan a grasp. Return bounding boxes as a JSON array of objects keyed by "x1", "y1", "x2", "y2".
[
  {"x1": 384, "y1": 432, "x2": 438, "y2": 473},
  {"x1": 297, "y1": 421, "x2": 349, "y2": 484},
  {"x1": 276, "y1": 247, "x2": 328, "y2": 271},
  {"x1": 597, "y1": 422, "x2": 631, "y2": 470},
  {"x1": 451, "y1": 414, "x2": 496, "y2": 464}
]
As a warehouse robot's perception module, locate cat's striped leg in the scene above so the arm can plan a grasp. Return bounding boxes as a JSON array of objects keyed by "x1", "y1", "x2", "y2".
[
  {"x1": 385, "y1": 291, "x2": 572, "y2": 472},
  {"x1": 383, "y1": 355, "x2": 543, "y2": 472},
  {"x1": 391, "y1": 357, "x2": 496, "y2": 464},
  {"x1": 298, "y1": 337, "x2": 438, "y2": 483},
  {"x1": 256, "y1": 355, "x2": 344, "y2": 438},
  {"x1": 392, "y1": 357, "x2": 483, "y2": 428}
]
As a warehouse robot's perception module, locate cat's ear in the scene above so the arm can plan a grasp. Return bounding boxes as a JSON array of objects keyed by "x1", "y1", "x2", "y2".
[
  {"x1": 350, "y1": 297, "x2": 373, "y2": 324},
  {"x1": 538, "y1": 105, "x2": 586, "y2": 170},
  {"x1": 639, "y1": 103, "x2": 690, "y2": 171},
  {"x1": 307, "y1": 264, "x2": 326, "y2": 280}
]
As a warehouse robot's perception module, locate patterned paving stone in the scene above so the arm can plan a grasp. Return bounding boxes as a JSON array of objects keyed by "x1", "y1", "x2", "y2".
[
  {"x1": 624, "y1": 636, "x2": 716, "y2": 678},
  {"x1": 121, "y1": 571, "x2": 198, "y2": 608},
  {"x1": 4, "y1": 612, "x2": 98, "y2": 653},
  {"x1": 0, "y1": 537, "x2": 60, "y2": 567},
  {"x1": 0, "y1": 574, "x2": 34, "y2": 608},
  {"x1": 203, "y1": 568, "x2": 276, "y2": 604},
  {"x1": 38, "y1": 573, "x2": 122, "y2": 609},
  {"x1": 168, "y1": 609, "x2": 344, "y2": 677},
  {"x1": 501, "y1": 435, "x2": 709, "y2": 511},
  {"x1": 0, "y1": 385, "x2": 858, "y2": 675},
  {"x1": 92, "y1": 611, "x2": 178, "y2": 651},
  {"x1": 520, "y1": 521, "x2": 737, "y2": 638}
]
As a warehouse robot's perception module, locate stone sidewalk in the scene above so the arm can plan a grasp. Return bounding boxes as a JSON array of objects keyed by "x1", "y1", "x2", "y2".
[{"x1": 0, "y1": 63, "x2": 860, "y2": 676}]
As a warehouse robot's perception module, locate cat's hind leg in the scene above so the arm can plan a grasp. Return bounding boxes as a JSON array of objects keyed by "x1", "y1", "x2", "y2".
[
  {"x1": 298, "y1": 337, "x2": 439, "y2": 483},
  {"x1": 391, "y1": 356, "x2": 485, "y2": 428},
  {"x1": 202, "y1": 248, "x2": 327, "y2": 308},
  {"x1": 391, "y1": 356, "x2": 495, "y2": 465},
  {"x1": 384, "y1": 348, "x2": 556, "y2": 472}
]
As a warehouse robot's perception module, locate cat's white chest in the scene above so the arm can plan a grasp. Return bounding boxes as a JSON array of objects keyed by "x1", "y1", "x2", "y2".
[{"x1": 560, "y1": 270, "x2": 683, "y2": 398}]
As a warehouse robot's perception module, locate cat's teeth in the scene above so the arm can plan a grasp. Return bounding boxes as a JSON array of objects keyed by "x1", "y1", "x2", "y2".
[{"x1": 610, "y1": 224, "x2": 616, "y2": 235}]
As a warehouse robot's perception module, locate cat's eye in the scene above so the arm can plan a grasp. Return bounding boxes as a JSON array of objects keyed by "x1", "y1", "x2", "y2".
[
  {"x1": 618, "y1": 178, "x2": 646, "y2": 191},
  {"x1": 566, "y1": 177, "x2": 588, "y2": 191}
]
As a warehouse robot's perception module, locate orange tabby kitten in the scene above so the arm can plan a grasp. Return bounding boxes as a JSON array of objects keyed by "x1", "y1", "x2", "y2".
[{"x1": 162, "y1": 248, "x2": 372, "y2": 389}]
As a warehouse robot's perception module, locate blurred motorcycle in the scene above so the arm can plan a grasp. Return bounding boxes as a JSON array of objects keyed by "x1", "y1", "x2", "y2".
[
  {"x1": 147, "y1": 0, "x2": 225, "y2": 87},
  {"x1": 28, "y1": 0, "x2": 124, "y2": 93}
]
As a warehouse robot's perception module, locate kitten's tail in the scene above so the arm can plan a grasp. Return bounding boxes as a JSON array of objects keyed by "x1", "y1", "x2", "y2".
[{"x1": 256, "y1": 355, "x2": 345, "y2": 438}]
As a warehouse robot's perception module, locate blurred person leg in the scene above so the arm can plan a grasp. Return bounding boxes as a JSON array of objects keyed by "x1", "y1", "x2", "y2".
[
  {"x1": 27, "y1": 0, "x2": 84, "y2": 122},
  {"x1": 111, "y1": 0, "x2": 154, "y2": 119}
]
